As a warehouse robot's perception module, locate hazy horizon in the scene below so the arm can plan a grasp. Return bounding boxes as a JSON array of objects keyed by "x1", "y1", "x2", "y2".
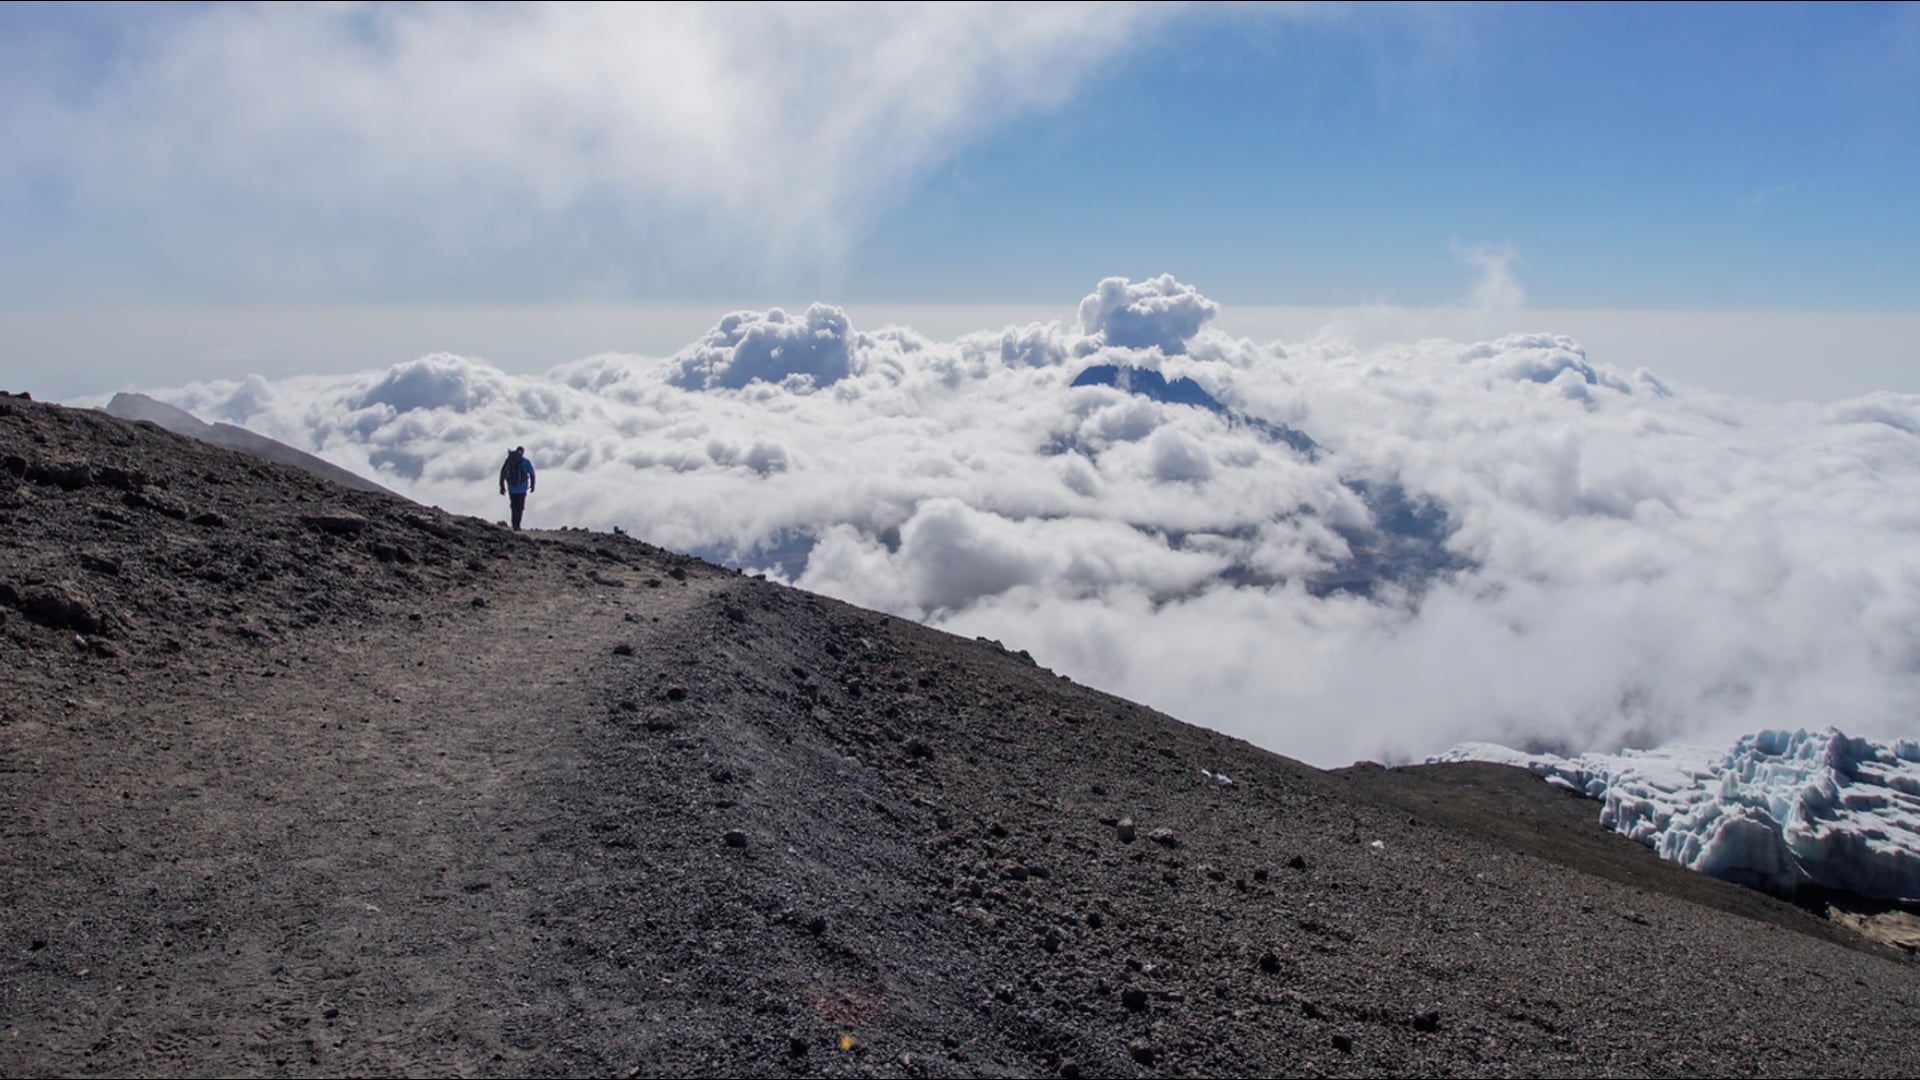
[{"x1": 16, "y1": 300, "x2": 1919, "y2": 407}]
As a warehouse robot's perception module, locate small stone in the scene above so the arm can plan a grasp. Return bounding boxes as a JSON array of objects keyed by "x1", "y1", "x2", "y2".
[
  {"x1": 23, "y1": 581, "x2": 105, "y2": 635},
  {"x1": 370, "y1": 542, "x2": 415, "y2": 564},
  {"x1": 1116, "y1": 818, "x2": 1137, "y2": 843},
  {"x1": 1287, "y1": 854, "x2": 1308, "y2": 871},
  {"x1": 723, "y1": 829, "x2": 749, "y2": 848},
  {"x1": 788, "y1": 1036, "x2": 809, "y2": 1057},
  {"x1": 1258, "y1": 952, "x2": 1281, "y2": 974},
  {"x1": 26, "y1": 458, "x2": 92, "y2": 491},
  {"x1": 612, "y1": 642, "x2": 635, "y2": 656},
  {"x1": 1413, "y1": 1008, "x2": 1441, "y2": 1032},
  {"x1": 300, "y1": 511, "x2": 368, "y2": 536},
  {"x1": 663, "y1": 685, "x2": 688, "y2": 702},
  {"x1": 78, "y1": 553, "x2": 121, "y2": 576},
  {"x1": 1332, "y1": 1033, "x2": 1353, "y2": 1054},
  {"x1": 1059, "y1": 1060, "x2": 1083, "y2": 1079},
  {"x1": 1120, "y1": 987, "x2": 1149, "y2": 1011},
  {"x1": 92, "y1": 464, "x2": 147, "y2": 492},
  {"x1": 1126, "y1": 1040, "x2": 1156, "y2": 1065},
  {"x1": 1148, "y1": 827, "x2": 1179, "y2": 848}
]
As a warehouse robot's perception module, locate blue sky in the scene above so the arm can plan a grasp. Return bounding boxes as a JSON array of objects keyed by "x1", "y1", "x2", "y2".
[
  {"x1": 1, "y1": 2, "x2": 1916, "y2": 400},
  {"x1": 869, "y1": 2, "x2": 1920, "y2": 310}
]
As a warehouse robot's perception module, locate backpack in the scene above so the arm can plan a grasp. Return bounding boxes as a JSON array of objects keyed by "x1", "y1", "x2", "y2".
[{"x1": 501, "y1": 450, "x2": 528, "y2": 488}]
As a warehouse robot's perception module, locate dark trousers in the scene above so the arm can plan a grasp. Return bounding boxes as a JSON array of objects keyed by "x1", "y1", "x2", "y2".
[{"x1": 509, "y1": 492, "x2": 527, "y2": 530}]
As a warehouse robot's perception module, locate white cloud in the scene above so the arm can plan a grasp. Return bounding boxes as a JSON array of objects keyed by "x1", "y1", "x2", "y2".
[
  {"x1": 669, "y1": 305, "x2": 859, "y2": 392},
  {"x1": 1077, "y1": 274, "x2": 1222, "y2": 355},
  {"x1": 149, "y1": 275, "x2": 1920, "y2": 768},
  {"x1": 1455, "y1": 241, "x2": 1526, "y2": 311},
  {"x1": 3, "y1": 3, "x2": 1177, "y2": 295}
]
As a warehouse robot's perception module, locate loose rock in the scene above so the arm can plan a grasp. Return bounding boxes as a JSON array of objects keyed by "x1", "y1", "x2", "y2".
[
  {"x1": 23, "y1": 581, "x2": 105, "y2": 635},
  {"x1": 300, "y1": 512, "x2": 368, "y2": 537}
]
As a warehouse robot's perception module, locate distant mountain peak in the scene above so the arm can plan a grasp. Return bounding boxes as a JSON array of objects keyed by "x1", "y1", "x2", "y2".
[{"x1": 103, "y1": 392, "x2": 399, "y2": 498}]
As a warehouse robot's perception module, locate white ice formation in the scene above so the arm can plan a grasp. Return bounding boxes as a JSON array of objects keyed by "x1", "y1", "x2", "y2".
[{"x1": 1432, "y1": 728, "x2": 1920, "y2": 901}]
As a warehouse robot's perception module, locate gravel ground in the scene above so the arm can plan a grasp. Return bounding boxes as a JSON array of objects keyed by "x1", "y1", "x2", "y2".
[{"x1": 3, "y1": 394, "x2": 1916, "y2": 1077}]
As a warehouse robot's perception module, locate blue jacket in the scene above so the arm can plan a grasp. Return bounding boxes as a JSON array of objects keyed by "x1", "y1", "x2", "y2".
[{"x1": 500, "y1": 452, "x2": 536, "y2": 495}]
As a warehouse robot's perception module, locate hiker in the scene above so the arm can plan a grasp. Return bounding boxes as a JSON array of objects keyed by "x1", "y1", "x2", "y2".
[{"x1": 498, "y1": 446, "x2": 536, "y2": 530}]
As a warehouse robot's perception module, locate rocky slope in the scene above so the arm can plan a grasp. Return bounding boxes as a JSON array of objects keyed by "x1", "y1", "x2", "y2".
[
  {"x1": 2, "y1": 393, "x2": 1916, "y2": 1078},
  {"x1": 101, "y1": 392, "x2": 398, "y2": 497}
]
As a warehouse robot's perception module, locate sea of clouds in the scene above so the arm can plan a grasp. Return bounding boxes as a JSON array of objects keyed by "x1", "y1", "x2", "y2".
[{"x1": 149, "y1": 276, "x2": 1920, "y2": 767}]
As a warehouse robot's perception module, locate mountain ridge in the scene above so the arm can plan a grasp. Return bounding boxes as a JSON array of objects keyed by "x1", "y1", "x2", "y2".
[
  {"x1": 2, "y1": 391, "x2": 1914, "y2": 1077},
  {"x1": 102, "y1": 390, "x2": 399, "y2": 497}
]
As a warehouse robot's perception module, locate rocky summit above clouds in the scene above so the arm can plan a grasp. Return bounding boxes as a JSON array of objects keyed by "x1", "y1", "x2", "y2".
[
  {"x1": 102, "y1": 391, "x2": 399, "y2": 498},
  {"x1": 2, "y1": 391, "x2": 1917, "y2": 1077}
]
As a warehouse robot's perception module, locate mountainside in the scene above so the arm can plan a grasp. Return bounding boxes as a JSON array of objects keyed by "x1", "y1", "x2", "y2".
[
  {"x1": 102, "y1": 391, "x2": 399, "y2": 497},
  {"x1": 3, "y1": 392, "x2": 1917, "y2": 1078}
]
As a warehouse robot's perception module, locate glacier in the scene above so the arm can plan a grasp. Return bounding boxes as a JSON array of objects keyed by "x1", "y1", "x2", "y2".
[{"x1": 1431, "y1": 728, "x2": 1920, "y2": 901}]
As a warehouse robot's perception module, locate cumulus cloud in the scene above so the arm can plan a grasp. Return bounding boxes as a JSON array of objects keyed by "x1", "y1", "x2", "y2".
[
  {"x1": 1077, "y1": 274, "x2": 1221, "y2": 354},
  {"x1": 148, "y1": 275, "x2": 1920, "y2": 768},
  {"x1": 670, "y1": 305, "x2": 858, "y2": 392}
]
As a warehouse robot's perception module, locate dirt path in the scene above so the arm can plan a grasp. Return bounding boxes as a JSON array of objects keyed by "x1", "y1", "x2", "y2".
[{"x1": 3, "y1": 532, "x2": 720, "y2": 1076}]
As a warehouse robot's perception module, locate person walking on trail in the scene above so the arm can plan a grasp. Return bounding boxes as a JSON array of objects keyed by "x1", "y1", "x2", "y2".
[{"x1": 499, "y1": 446, "x2": 536, "y2": 531}]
